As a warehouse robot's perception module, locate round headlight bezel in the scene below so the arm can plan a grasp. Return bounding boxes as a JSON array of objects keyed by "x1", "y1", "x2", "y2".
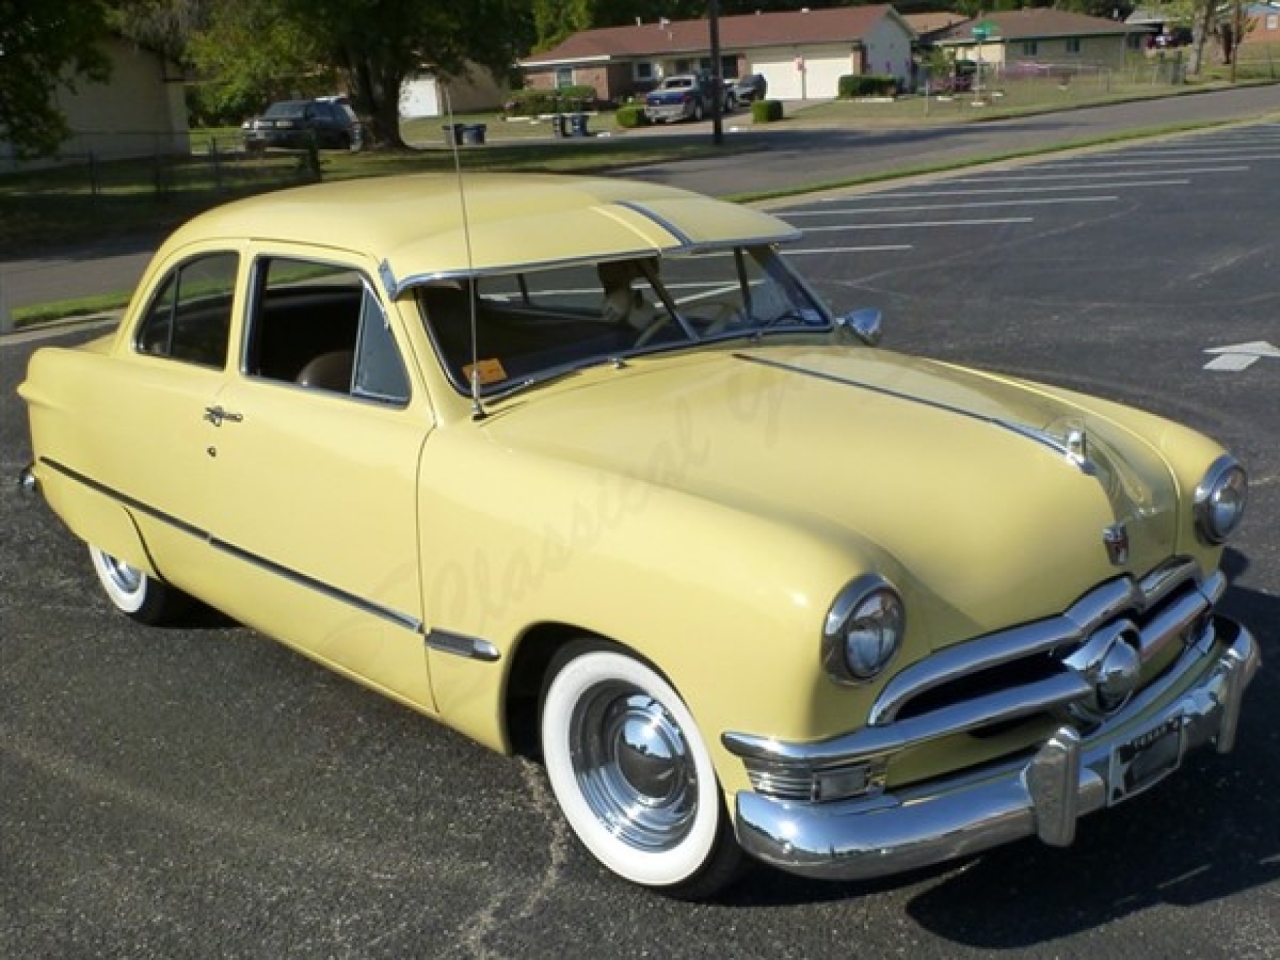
[
  {"x1": 822, "y1": 574, "x2": 905, "y2": 685},
  {"x1": 1193, "y1": 455, "x2": 1247, "y2": 545}
]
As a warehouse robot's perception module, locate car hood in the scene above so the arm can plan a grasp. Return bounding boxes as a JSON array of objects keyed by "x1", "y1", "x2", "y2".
[{"x1": 480, "y1": 344, "x2": 1180, "y2": 644}]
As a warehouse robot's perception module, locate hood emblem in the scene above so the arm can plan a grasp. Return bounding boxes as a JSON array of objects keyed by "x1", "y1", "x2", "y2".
[
  {"x1": 1103, "y1": 523, "x2": 1130, "y2": 566},
  {"x1": 1066, "y1": 428, "x2": 1088, "y2": 463}
]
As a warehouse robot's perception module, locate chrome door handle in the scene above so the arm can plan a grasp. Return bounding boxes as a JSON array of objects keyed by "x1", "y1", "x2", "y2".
[{"x1": 203, "y1": 406, "x2": 243, "y2": 427}]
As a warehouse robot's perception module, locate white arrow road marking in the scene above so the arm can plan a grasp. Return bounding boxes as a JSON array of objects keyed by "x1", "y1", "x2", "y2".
[{"x1": 1203, "y1": 341, "x2": 1280, "y2": 372}]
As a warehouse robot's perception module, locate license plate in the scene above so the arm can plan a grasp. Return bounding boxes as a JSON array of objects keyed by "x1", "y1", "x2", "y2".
[{"x1": 1108, "y1": 714, "x2": 1184, "y2": 806}]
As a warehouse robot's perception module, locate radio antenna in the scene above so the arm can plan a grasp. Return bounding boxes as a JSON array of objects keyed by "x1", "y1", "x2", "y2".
[{"x1": 443, "y1": 85, "x2": 485, "y2": 419}]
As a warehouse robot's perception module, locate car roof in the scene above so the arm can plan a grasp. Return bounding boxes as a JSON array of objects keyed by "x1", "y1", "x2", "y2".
[{"x1": 157, "y1": 173, "x2": 800, "y2": 297}]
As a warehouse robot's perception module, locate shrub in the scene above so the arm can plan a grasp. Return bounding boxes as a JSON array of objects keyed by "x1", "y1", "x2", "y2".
[
  {"x1": 751, "y1": 99, "x2": 784, "y2": 123},
  {"x1": 614, "y1": 103, "x2": 648, "y2": 128},
  {"x1": 503, "y1": 85, "x2": 599, "y2": 117},
  {"x1": 837, "y1": 74, "x2": 899, "y2": 98}
]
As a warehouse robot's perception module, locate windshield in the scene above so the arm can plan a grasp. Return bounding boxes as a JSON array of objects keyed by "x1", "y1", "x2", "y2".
[
  {"x1": 264, "y1": 101, "x2": 308, "y2": 119},
  {"x1": 416, "y1": 244, "x2": 829, "y2": 398}
]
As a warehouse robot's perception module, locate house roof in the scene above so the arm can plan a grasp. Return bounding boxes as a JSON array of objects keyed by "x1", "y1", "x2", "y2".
[
  {"x1": 521, "y1": 5, "x2": 910, "y2": 66},
  {"x1": 903, "y1": 12, "x2": 968, "y2": 38},
  {"x1": 1126, "y1": 7, "x2": 1172, "y2": 26},
  {"x1": 936, "y1": 9, "x2": 1135, "y2": 44}
]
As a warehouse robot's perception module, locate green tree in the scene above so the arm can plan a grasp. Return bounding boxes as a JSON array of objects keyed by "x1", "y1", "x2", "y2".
[
  {"x1": 191, "y1": 0, "x2": 529, "y2": 148},
  {"x1": 533, "y1": 0, "x2": 594, "y2": 50},
  {"x1": 0, "y1": 0, "x2": 112, "y2": 157}
]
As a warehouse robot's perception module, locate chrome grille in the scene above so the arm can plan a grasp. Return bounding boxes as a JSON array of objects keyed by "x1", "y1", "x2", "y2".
[{"x1": 871, "y1": 558, "x2": 1220, "y2": 733}]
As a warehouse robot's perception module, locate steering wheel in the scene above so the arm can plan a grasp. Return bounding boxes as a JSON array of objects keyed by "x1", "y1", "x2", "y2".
[
  {"x1": 634, "y1": 312, "x2": 675, "y2": 347},
  {"x1": 698, "y1": 301, "x2": 746, "y2": 337}
]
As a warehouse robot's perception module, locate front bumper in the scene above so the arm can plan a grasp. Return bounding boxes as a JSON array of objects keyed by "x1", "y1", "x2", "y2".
[
  {"x1": 731, "y1": 616, "x2": 1258, "y2": 880},
  {"x1": 644, "y1": 104, "x2": 694, "y2": 123}
]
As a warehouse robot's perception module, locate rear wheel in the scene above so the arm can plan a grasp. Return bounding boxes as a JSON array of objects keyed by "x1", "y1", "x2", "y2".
[
  {"x1": 540, "y1": 640, "x2": 742, "y2": 898},
  {"x1": 89, "y1": 545, "x2": 187, "y2": 625}
]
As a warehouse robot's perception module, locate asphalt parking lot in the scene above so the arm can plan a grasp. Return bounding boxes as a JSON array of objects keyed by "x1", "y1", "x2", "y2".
[{"x1": 2, "y1": 122, "x2": 1278, "y2": 958}]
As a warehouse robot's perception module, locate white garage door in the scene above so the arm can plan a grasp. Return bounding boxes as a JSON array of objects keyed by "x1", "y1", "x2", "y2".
[{"x1": 751, "y1": 47, "x2": 855, "y2": 101}]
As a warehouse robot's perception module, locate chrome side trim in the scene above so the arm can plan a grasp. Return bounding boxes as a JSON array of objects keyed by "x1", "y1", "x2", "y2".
[
  {"x1": 615, "y1": 200, "x2": 803, "y2": 251},
  {"x1": 39, "y1": 456, "x2": 423, "y2": 635},
  {"x1": 426, "y1": 629, "x2": 501, "y2": 663},
  {"x1": 731, "y1": 619, "x2": 1258, "y2": 881},
  {"x1": 732, "y1": 354, "x2": 1095, "y2": 473}
]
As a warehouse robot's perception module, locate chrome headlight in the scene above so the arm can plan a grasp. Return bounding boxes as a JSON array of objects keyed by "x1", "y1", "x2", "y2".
[
  {"x1": 822, "y1": 575, "x2": 905, "y2": 685},
  {"x1": 1194, "y1": 455, "x2": 1247, "y2": 544}
]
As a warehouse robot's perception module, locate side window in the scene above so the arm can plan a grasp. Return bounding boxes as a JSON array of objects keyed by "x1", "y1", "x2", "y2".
[
  {"x1": 353, "y1": 289, "x2": 411, "y2": 403},
  {"x1": 245, "y1": 256, "x2": 409, "y2": 405},
  {"x1": 135, "y1": 253, "x2": 237, "y2": 368}
]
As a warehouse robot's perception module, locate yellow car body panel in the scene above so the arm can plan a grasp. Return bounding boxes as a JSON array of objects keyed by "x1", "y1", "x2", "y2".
[{"x1": 18, "y1": 173, "x2": 1257, "y2": 888}]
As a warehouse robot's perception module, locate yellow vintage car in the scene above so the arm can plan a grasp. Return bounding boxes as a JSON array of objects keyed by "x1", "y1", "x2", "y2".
[{"x1": 19, "y1": 173, "x2": 1258, "y2": 898}]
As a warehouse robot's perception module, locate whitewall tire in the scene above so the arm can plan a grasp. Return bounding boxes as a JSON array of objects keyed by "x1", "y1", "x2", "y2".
[
  {"x1": 88, "y1": 545, "x2": 185, "y2": 625},
  {"x1": 540, "y1": 641, "x2": 741, "y2": 897}
]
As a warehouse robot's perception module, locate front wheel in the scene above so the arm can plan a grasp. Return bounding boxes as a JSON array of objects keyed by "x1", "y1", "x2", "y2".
[
  {"x1": 540, "y1": 641, "x2": 742, "y2": 898},
  {"x1": 89, "y1": 545, "x2": 187, "y2": 625}
]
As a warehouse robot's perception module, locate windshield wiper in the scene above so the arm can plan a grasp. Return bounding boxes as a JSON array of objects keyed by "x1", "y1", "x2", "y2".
[
  {"x1": 482, "y1": 355, "x2": 623, "y2": 402},
  {"x1": 750, "y1": 309, "x2": 820, "y2": 343}
]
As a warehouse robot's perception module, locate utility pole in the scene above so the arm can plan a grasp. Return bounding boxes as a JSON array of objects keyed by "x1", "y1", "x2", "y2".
[
  {"x1": 1229, "y1": 0, "x2": 1243, "y2": 84},
  {"x1": 709, "y1": 0, "x2": 724, "y2": 145}
]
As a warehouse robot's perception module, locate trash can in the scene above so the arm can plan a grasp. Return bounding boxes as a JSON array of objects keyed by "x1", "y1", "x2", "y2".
[
  {"x1": 551, "y1": 114, "x2": 568, "y2": 138},
  {"x1": 462, "y1": 123, "x2": 487, "y2": 145},
  {"x1": 442, "y1": 123, "x2": 464, "y2": 146},
  {"x1": 570, "y1": 113, "x2": 590, "y2": 138}
]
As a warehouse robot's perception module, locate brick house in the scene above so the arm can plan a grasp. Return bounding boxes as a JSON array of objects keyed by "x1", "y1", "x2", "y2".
[
  {"x1": 1243, "y1": 2, "x2": 1280, "y2": 45},
  {"x1": 933, "y1": 9, "x2": 1142, "y2": 69},
  {"x1": 519, "y1": 5, "x2": 918, "y2": 103}
]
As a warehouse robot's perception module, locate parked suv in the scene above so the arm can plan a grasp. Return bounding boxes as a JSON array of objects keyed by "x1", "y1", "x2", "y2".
[
  {"x1": 242, "y1": 97, "x2": 364, "y2": 152},
  {"x1": 732, "y1": 73, "x2": 768, "y2": 103}
]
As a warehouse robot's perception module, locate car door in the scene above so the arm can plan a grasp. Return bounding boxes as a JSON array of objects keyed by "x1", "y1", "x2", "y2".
[
  {"x1": 196, "y1": 251, "x2": 435, "y2": 710},
  {"x1": 87, "y1": 247, "x2": 241, "y2": 582}
]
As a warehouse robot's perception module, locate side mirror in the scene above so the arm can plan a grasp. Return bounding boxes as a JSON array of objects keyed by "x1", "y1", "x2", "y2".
[{"x1": 838, "y1": 307, "x2": 883, "y2": 346}]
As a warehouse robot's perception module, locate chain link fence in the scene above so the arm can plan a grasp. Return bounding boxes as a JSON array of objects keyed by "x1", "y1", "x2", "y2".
[{"x1": 1, "y1": 135, "x2": 325, "y2": 332}]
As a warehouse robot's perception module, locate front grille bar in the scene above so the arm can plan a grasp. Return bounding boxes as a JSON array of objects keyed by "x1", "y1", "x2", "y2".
[{"x1": 869, "y1": 559, "x2": 1207, "y2": 726}]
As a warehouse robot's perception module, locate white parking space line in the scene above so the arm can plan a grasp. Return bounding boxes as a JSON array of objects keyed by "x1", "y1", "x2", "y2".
[
  {"x1": 808, "y1": 181, "x2": 1192, "y2": 201},
  {"x1": 782, "y1": 245, "x2": 914, "y2": 255},
  {"x1": 800, "y1": 218, "x2": 1035, "y2": 233},
  {"x1": 947, "y1": 166, "x2": 1249, "y2": 181},
  {"x1": 1024, "y1": 155, "x2": 1280, "y2": 168},
  {"x1": 784, "y1": 196, "x2": 1117, "y2": 216}
]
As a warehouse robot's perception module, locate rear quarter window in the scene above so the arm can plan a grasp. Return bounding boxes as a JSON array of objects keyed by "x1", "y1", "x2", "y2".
[{"x1": 135, "y1": 252, "x2": 238, "y2": 368}]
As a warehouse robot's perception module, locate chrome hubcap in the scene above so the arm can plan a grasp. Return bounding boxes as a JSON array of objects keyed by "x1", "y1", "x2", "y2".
[
  {"x1": 570, "y1": 681, "x2": 697, "y2": 852},
  {"x1": 101, "y1": 553, "x2": 143, "y2": 595}
]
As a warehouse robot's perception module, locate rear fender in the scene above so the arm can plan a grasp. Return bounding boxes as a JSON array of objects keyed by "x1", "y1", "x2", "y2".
[{"x1": 38, "y1": 465, "x2": 158, "y2": 577}]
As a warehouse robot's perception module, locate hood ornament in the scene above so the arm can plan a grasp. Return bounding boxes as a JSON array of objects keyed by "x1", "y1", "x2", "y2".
[
  {"x1": 1103, "y1": 523, "x2": 1130, "y2": 566},
  {"x1": 1066, "y1": 428, "x2": 1088, "y2": 463}
]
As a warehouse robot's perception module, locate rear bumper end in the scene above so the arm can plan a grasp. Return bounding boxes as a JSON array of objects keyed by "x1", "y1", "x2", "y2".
[
  {"x1": 18, "y1": 462, "x2": 40, "y2": 499},
  {"x1": 731, "y1": 616, "x2": 1259, "y2": 880}
]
